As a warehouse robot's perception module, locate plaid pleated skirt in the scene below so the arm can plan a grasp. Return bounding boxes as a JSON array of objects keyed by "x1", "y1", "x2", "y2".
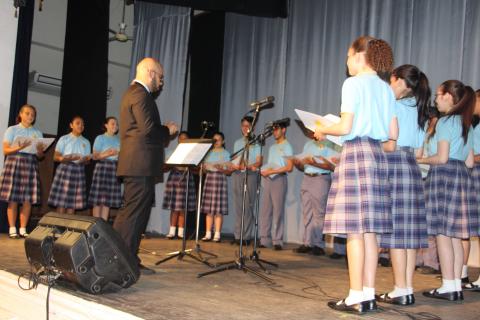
[
  {"x1": 48, "y1": 162, "x2": 87, "y2": 209},
  {"x1": 323, "y1": 137, "x2": 392, "y2": 234},
  {"x1": 201, "y1": 171, "x2": 228, "y2": 215},
  {"x1": 425, "y1": 160, "x2": 478, "y2": 238},
  {"x1": 162, "y1": 170, "x2": 197, "y2": 211},
  {"x1": 0, "y1": 153, "x2": 41, "y2": 204},
  {"x1": 467, "y1": 164, "x2": 480, "y2": 237},
  {"x1": 88, "y1": 160, "x2": 122, "y2": 208},
  {"x1": 379, "y1": 147, "x2": 428, "y2": 249}
]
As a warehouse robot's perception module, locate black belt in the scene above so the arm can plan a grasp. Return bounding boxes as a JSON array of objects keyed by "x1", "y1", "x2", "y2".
[{"x1": 304, "y1": 172, "x2": 330, "y2": 177}]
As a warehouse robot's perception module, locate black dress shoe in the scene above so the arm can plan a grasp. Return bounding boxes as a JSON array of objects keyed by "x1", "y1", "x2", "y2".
[
  {"x1": 139, "y1": 264, "x2": 156, "y2": 275},
  {"x1": 327, "y1": 299, "x2": 366, "y2": 314},
  {"x1": 416, "y1": 266, "x2": 441, "y2": 275},
  {"x1": 329, "y1": 252, "x2": 345, "y2": 260},
  {"x1": 462, "y1": 276, "x2": 470, "y2": 284},
  {"x1": 376, "y1": 293, "x2": 412, "y2": 305},
  {"x1": 273, "y1": 244, "x2": 283, "y2": 251},
  {"x1": 463, "y1": 282, "x2": 480, "y2": 291},
  {"x1": 259, "y1": 244, "x2": 267, "y2": 248},
  {"x1": 310, "y1": 246, "x2": 325, "y2": 256},
  {"x1": 293, "y1": 245, "x2": 311, "y2": 254},
  {"x1": 378, "y1": 257, "x2": 391, "y2": 267},
  {"x1": 423, "y1": 289, "x2": 458, "y2": 301},
  {"x1": 458, "y1": 291, "x2": 464, "y2": 300}
]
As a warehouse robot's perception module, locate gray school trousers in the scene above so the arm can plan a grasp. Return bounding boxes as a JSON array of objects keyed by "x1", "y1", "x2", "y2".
[
  {"x1": 259, "y1": 174, "x2": 287, "y2": 246},
  {"x1": 232, "y1": 171, "x2": 258, "y2": 240}
]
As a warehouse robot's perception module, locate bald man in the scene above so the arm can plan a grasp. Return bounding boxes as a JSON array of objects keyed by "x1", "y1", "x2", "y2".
[{"x1": 114, "y1": 58, "x2": 178, "y2": 274}]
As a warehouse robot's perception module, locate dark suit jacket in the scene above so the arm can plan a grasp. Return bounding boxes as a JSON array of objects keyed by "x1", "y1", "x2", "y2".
[{"x1": 117, "y1": 82, "x2": 170, "y2": 180}]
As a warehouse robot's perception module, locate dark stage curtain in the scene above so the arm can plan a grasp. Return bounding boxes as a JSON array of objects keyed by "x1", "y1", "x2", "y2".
[
  {"x1": 58, "y1": 0, "x2": 110, "y2": 142},
  {"x1": 187, "y1": 12, "x2": 225, "y2": 138},
  {"x1": 9, "y1": 1, "x2": 34, "y2": 127}
]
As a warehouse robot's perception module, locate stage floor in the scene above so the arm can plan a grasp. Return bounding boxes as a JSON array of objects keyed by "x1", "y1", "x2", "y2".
[{"x1": 1, "y1": 234, "x2": 479, "y2": 320}]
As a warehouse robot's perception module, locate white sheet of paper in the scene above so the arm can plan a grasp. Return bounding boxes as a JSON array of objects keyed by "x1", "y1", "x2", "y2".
[
  {"x1": 12, "y1": 137, "x2": 55, "y2": 154},
  {"x1": 166, "y1": 143, "x2": 212, "y2": 166},
  {"x1": 294, "y1": 108, "x2": 343, "y2": 146}
]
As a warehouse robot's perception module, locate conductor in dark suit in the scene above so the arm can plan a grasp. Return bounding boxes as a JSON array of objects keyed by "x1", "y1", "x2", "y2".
[{"x1": 114, "y1": 57, "x2": 178, "y2": 273}]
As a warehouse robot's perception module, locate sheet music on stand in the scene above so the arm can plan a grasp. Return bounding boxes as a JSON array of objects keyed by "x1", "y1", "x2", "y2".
[{"x1": 166, "y1": 139, "x2": 213, "y2": 166}]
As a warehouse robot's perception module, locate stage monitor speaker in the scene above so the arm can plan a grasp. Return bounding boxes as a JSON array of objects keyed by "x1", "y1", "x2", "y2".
[{"x1": 24, "y1": 212, "x2": 140, "y2": 294}]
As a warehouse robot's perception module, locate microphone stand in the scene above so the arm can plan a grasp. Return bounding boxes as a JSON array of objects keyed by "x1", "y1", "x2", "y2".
[
  {"x1": 249, "y1": 127, "x2": 278, "y2": 270},
  {"x1": 197, "y1": 104, "x2": 274, "y2": 282}
]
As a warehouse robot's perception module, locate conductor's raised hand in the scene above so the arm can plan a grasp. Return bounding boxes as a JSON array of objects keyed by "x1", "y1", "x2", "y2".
[{"x1": 166, "y1": 121, "x2": 178, "y2": 136}]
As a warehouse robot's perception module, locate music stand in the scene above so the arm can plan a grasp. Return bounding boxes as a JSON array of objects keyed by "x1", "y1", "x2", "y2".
[{"x1": 155, "y1": 139, "x2": 215, "y2": 267}]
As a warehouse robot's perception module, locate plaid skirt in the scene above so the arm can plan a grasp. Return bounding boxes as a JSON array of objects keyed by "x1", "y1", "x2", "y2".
[
  {"x1": 425, "y1": 160, "x2": 478, "y2": 238},
  {"x1": 468, "y1": 164, "x2": 480, "y2": 237},
  {"x1": 323, "y1": 137, "x2": 392, "y2": 234},
  {"x1": 48, "y1": 162, "x2": 87, "y2": 209},
  {"x1": 162, "y1": 170, "x2": 197, "y2": 211},
  {"x1": 88, "y1": 160, "x2": 122, "y2": 208},
  {"x1": 201, "y1": 171, "x2": 228, "y2": 215},
  {"x1": 0, "y1": 153, "x2": 41, "y2": 204},
  {"x1": 379, "y1": 147, "x2": 428, "y2": 249}
]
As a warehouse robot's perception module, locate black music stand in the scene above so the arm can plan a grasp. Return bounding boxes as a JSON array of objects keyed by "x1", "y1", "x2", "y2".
[{"x1": 155, "y1": 139, "x2": 214, "y2": 267}]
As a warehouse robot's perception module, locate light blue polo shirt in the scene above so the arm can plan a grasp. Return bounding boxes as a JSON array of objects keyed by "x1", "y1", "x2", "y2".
[
  {"x1": 302, "y1": 140, "x2": 335, "y2": 175},
  {"x1": 340, "y1": 74, "x2": 396, "y2": 142},
  {"x1": 395, "y1": 97, "x2": 425, "y2": 148},
  {"x1": 56, "y1": 133, "x2": 91, "y2": 156},
  {"x1": 204, "y1": 148, "x2": 231, "y2": 164},
  {"x1": 3, "y1": 124, "x2": 43, "y2": 153},
  {"x1": 93, "y1": 133, "x2": 120, "y2": 160},
  {"x1": 233, "y1": 137, "x2": 261, "y2": 165},
  {"x1": 267, "y1": 139, "x2": 293, "y2": 168},
  {"x1": 427, "y1": 116, "x2": 472, "y2": 161}
]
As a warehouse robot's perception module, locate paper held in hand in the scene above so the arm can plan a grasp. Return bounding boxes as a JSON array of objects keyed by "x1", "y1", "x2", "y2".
[
  {"x1": 12, "y1": 137, "x2": 55, "y2": 154},
  {"x1": 294, "y1": 109, "x2": 343, "y2": 146},
  {"x1": 260, "y1": 162, "x2": 281, "y2": 179}
]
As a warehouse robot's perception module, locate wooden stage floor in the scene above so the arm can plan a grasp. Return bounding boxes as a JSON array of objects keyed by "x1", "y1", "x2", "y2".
[{"x1": 1, "y1": 234, "x2": 479, "y2": 320}]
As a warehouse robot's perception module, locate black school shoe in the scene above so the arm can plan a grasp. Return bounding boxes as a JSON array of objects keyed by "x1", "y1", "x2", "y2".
[
  {"x1": 293, "y1": 245, "x2": 311, "y2": 254},
  {"x1": 327, "y1": 299, "x2": 377, "y2": 314},
  {"x1": 310, "y1": 246, "x2": 325, "y2": 256},
  {"x1": 375, "y1": 293, "x2": 414, "y2": 306},
  {"x1": 423, "y1": 289, "x2": 459, "y2": 301}
]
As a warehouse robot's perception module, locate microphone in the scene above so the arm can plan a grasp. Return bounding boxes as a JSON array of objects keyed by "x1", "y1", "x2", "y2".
[
  {"x1": 201, "y1": 121, "x2": 215, "y2": 128},
  {"x1": 250, "y1": 96, "x2": 274, "y2": 107}
]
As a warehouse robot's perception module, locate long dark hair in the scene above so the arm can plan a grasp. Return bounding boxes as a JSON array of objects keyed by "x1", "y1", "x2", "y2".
[
  {"x1": 392, "y1": 65, "x2": 431, "y2": 129},
  {"x1": 439, "y1": 80, "x2": 475, "y2": 144}
]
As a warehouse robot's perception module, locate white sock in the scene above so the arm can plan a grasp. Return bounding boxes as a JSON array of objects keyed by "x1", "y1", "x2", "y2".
[
  {"x1": 168, "y1": 226, "x2": 176, "y2": 236},
  {"x1": 9, "y1": 227, "x2": 17, "y2": 235},
  {"x1": 455, "y1": 278, "x2": 462, "y2": 292},
  {"x1": 214, "y1": 231, "x2": 221, "y2": 239},
  {"x1": 363, "y1": 286, "x2": 375, "y2": 301},
  {"x1": 177, "y1": 227, "x2": 184, "y2": 238},
  {"x1": 474, "y1": 276, "x2": 480, "y2": 285},
  {"x1": 204, "y1": 231, "x2": 211, "y2": 239},
  {"x1": 343, "y1": 289, "x2": 364, "y2": 305},
  {"x1": 435, "y1": 279, "x2": 456, "y2": 293},
  {"x1": 19, "y1": 227, "x2": 27, "y2": 235},
  {"x1": 387, "y1": 286, "x2": 409, "y2": 298},
  {"x1": 461, "y1": 265, "x2": 468, "y2": 279},
  {"x1": 406, "y1": 287, "x2": 414, "y2": 295}
]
